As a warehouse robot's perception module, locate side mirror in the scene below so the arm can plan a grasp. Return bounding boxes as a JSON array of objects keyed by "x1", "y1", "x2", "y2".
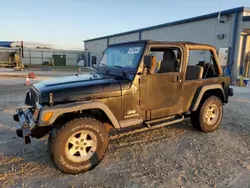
[
  {"x1": 92, "y1": 56, "x2": 97, "y2": 65},
  {"x1": 144, "y1": 55, "x2": 152, "y2": 69}
]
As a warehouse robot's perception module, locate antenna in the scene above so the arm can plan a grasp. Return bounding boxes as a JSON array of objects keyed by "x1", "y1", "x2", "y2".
[
  {"x1": 217, "y1": 0, "x2": 225, "y2": 23},
  {"x1": 217, "y1": 0, "x2": 222, "y2": 20}
]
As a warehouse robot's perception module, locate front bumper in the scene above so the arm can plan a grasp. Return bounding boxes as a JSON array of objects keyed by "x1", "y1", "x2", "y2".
[{"x1": 13, "y1": 108, "x2": 36, "y2": 144}]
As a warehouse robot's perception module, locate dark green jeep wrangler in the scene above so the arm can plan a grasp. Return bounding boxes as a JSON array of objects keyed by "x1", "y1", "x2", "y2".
[{"x1": 14, "y1": 40, "x2": 233, "y2": 174}]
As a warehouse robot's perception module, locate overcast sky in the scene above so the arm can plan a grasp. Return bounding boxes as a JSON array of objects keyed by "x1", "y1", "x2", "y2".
[{"x1": 1, "y1": 0, "x2": 249, "y2": 49}]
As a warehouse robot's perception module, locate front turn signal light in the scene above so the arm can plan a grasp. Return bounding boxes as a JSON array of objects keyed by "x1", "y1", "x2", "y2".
[{"x1": 43, "y1": 112, "x2": 53, "y2": 121}]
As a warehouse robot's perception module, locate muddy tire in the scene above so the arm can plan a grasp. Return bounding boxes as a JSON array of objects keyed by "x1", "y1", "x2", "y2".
[
  {"x1": 48, "y1": 117, "x2": 109, "y2": 174},
  {"x1": 190, "y1": 96, "x2": 223, "y2": 133}
]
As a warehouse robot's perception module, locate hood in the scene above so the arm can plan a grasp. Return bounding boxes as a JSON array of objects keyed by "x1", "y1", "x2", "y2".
[{"x1": 33, "y1": 72, "x2": 131, "y2": 104}]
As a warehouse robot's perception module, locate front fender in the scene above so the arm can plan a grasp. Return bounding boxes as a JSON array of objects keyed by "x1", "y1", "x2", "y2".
[
  {"x1": 189, "y1": 84, "x2": 226, "y2": 112},
  {"x1": 38, "y1": 101, "x2": 121, "y2": 129}
]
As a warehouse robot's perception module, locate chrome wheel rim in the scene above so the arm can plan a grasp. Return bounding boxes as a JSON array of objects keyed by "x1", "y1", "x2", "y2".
[
  {"x1": 205, "y1": 104, "x2": 219, "y2": 126},
  {"x1": 65, "y1": 130, "x2": 97, "y2": 163}
]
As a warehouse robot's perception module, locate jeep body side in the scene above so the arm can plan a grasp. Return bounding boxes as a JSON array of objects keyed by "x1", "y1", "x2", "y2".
[{"x1": 13, "y1": 40, "x2": 233, "y2": 174}]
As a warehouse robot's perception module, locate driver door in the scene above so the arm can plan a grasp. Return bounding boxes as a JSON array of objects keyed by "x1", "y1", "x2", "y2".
[{"x1": 139, "y1": 46, "x2": 183, "y2": 111}]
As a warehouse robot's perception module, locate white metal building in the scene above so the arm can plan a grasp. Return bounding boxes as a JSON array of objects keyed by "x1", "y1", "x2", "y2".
[{"x1": 84, "y1": 6, "x2": 250, "y2": 79}]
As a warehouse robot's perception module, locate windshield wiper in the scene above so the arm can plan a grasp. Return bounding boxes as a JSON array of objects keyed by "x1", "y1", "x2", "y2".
[{"x1": 113, "y1": 66, "x2": 126, "y2": 78}]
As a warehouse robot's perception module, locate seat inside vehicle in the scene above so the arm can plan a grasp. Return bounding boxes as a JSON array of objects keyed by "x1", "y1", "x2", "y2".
[
  {"x1": 185, "y1": 65, "x2": 204, "y2": 80},
  {"x1": 158, "y1": 50, "x2": 177, "y2": 73}
]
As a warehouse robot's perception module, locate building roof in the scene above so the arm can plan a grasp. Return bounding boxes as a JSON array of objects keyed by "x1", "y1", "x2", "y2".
[{"x1": 84, "y1": 6, "x2": 250, "y2": 43}]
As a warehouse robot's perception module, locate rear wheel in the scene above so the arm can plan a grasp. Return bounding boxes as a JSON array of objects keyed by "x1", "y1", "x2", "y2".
[
  {"x1": 190, "y1": 96, "x2": 223, "y2": 133},
  {"x1": 48, "y1": 117, "x2": 109, "y2": 174}
]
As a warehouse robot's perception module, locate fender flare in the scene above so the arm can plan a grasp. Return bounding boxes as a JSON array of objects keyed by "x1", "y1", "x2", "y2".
[
  {"x1": 38, "y1": 101, "x2": 121, "y2": 129},
  {"x1": 190, "y1": 84, "x2": 226, "y2": 112}
]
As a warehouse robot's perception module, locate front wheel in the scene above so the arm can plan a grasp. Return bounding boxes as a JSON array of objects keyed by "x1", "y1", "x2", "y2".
[
  {"x1": 48, "y1": 117, "x2": 109, "y2": 174},
  {"x1": 191, "y1": 96, "x2": 223, "y2": 133}
]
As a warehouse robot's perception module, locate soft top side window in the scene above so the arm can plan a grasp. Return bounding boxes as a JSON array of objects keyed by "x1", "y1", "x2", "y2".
[
  {"x1": 149, "y1": 47, "x2": 182, "y2": 74},
  {"x1": 187, "y1": 50, "x2": 218, "y2": 79}
]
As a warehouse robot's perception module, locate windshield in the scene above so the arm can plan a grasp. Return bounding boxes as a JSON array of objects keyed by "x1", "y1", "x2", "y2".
[{"x1": 98, "y1": 43, "x2": 145, "y2": 71}]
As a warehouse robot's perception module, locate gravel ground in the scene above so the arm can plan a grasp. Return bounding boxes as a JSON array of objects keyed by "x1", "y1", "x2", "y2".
[{"x1": 0, "y1": 78, "x2": 250, "y2": 188}]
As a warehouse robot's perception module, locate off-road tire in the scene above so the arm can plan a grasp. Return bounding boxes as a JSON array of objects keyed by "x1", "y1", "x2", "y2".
[
  {"x1": 48, "y1": 117, "x2": 109, "y2": 174},
  {"x1": 190, "y1": 96, "x2": 223, "y2": 133}
]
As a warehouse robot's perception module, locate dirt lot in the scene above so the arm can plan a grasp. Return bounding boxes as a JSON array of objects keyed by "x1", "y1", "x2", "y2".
[{"x1": 1, "y1": 77, "x2": 250, "y2": 188}]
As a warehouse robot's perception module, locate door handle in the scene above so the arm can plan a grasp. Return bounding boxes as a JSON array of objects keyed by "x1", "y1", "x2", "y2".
[{"x1": 172, "y1": 75, "x2": 180, "y2": 83}]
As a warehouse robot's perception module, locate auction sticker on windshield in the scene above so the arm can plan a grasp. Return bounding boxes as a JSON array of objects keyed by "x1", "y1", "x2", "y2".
[{"x1": 128, "y1": 47, "x2": 140, "y2": 54}]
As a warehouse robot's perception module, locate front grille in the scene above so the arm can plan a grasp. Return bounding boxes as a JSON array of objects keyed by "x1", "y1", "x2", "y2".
[{"x1": 25, "y1": 87, "x2": 39, "y2": 106}]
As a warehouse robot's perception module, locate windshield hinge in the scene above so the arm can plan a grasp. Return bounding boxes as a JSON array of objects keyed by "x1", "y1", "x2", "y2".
[{"x1": 49, "y1": 93, "x2": 54, "y2": 105}]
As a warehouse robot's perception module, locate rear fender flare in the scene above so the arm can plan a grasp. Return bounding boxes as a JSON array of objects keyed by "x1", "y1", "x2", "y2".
[
  {"x1": 38, "y1": 101, "x2": 121, "y2": 129},
  {"x1": 190, "y1": 84, "x2": 226, "y2": 112}
]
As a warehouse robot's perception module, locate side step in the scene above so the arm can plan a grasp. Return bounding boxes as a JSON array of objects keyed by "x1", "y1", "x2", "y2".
[
  {"x1": 145, "y1": 115, "x2": 184, "y2": 128},
  {"x1": 110, "y1": 115, "x2": 185, "y2": 140}
]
